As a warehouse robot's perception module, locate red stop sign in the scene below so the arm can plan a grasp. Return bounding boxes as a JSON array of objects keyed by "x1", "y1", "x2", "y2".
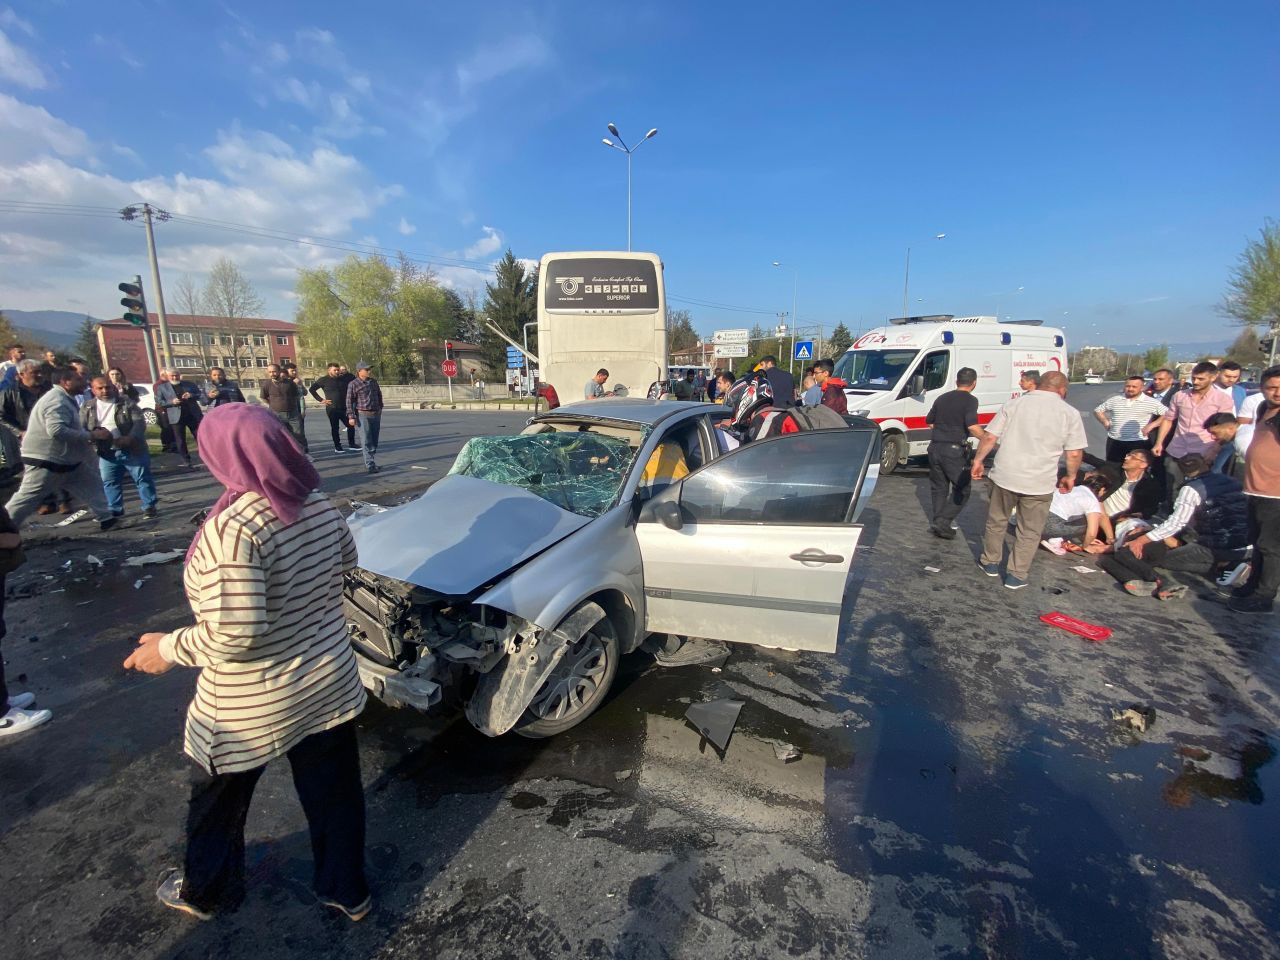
[{"x1": 441, "y1": 359, "x2": 458, "y2": 378}]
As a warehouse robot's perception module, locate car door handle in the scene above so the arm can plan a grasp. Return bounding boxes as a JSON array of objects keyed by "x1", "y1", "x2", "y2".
[{"x1": 789, "y1": 549, "x2": 845, "y2": 564}]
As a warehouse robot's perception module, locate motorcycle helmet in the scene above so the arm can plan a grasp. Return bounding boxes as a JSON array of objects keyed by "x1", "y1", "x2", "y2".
[{"x1": 728, "y1": 371, "x2": 773, "y2": 429}]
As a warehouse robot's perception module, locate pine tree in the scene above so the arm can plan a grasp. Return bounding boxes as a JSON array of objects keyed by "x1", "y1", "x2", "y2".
[
  {"x1": 72, "y1": 316, "x2": 101, "y2": 368},
  {"x1": 480, "y1": 250, "x2": 537, "y2": 375},
  {"x1": 828, "y1": 323, "x2": 853, "y2": 358}
]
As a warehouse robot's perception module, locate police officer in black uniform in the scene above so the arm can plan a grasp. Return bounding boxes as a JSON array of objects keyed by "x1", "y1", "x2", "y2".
[{"x1": 925, "y1": 366, "x2": 985, "y2": 539}]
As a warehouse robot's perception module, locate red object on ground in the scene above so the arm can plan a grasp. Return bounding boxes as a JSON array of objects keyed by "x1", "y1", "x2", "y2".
[{"x1": 1040, "y1": 612, "x2": 1111, "y2": 642}]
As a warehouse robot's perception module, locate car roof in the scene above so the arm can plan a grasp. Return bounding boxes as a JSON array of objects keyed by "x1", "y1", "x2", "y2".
[{"x1": 535, "y1": 398, "x2": 724, "y2": 427}]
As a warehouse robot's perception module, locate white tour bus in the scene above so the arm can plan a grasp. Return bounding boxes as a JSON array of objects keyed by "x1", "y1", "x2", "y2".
[
  {"x1": 537, "y1": 251, "x2": 668, "y2": 404},
  {"x1": 833, "y1": 315, "x2": 1067, "y2": 473}
]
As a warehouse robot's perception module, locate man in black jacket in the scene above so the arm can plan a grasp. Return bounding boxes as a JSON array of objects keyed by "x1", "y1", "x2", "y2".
[
  {"x1": 203, "y1": 367, "x2": 245, "y2": 407},
  {"x1": 308, "y1": 362, "x2": 356, "y2": 452},
  {"x1": 260, "y1": 363, "x2": 307, "y2": 453},
  {"x1": 759, "y1": 355, "x2": 796, "y2": 408}
]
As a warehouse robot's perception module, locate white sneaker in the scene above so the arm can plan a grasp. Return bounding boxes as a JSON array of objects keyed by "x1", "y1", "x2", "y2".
[
  {"x1": 6, "y1": 692, "x2": 35, "y2": 709},
  {"x1": 0, "y1": 706, "x2": 52, "y2": 738},
  {"x1": 1217, "y1": 562, "x2": 1250, "y2": 588},
  {"x1": 1040, "y1": 538, "x2": 1068, "y2": 556}
]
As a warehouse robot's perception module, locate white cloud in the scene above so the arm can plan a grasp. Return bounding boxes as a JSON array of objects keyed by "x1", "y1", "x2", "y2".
[
  {"x1": 397, "y1": 216, "x2": 415, "y2": 236},
  {"x1": 463, "y1": 225, "x2": 502, "y2": 260},
  {"x1": 0, "y1": 27, "x2": 47, "y2": 88},
  {"x1": 0, "y1": 8, "x2": 34, "y2": 37},
  {"x1": 0, "y1": 93, "x2": 90, "y2": 161},
  {"x1": 456, "y1": 35, "x2": 550, "y2": 94}
]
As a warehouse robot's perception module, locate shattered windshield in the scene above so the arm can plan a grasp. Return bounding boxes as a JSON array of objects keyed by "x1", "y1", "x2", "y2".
[
  {"x1": 834, "y1": 349, "x2": 918, "y2": 390},
  {"x1": 449, "y1": 427, "x2": 644, "y2": 518}
]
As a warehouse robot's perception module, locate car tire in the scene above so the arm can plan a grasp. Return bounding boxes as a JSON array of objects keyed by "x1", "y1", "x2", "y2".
[
  {"x1": 142, "y1": 409, "x2": 157, "y2": 426},
  {"x1": 880, "y1": 433, "x2": 904, "y2": 474},
  {"x1": 514, "y1": 601, "x2": 619, "y2": 739}
]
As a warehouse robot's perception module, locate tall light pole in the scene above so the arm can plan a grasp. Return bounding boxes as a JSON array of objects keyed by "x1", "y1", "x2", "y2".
[
  {"x1": 772, "y1": 261, "x2": 799, "y2": 371},
  {"x1": 902, "y1": 233, "x2": 946, "y2": 319},
  {"x1": 601, "y1": 123, "x2": 658, "y2": 251}
]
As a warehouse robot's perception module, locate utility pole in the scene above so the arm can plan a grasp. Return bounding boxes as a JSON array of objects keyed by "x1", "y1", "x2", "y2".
[
  {"x1": 136, "y1": 274, "x2": 159, "y2": 384},
  {"x1": 121, "y1": 203, "x2": 175, "y2": 367}
]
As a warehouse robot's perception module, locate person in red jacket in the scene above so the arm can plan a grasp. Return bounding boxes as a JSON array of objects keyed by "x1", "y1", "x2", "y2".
[{"x1": 813, "y1": 358, "x2": 848, "y2": 415}]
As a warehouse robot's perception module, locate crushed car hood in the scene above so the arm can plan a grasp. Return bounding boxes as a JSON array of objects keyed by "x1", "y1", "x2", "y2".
[{"x1": 346, "y1": 474, "x2": 591, "y2": 595}]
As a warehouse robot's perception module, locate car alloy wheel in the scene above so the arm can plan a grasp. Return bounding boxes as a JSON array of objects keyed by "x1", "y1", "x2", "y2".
[{"x1": 515, "y1": 601, "x2": 619, "y2": 738}]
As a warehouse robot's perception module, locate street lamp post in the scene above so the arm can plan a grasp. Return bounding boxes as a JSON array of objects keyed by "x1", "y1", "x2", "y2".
[
  {"x1": 902, "y1": 233, "x2": 946, "y2": 319},
  {"x1": 601, "y1": 123, "x2": 658, "y2": 252}
]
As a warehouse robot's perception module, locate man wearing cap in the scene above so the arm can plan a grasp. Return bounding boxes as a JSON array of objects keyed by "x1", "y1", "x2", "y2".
[{"x1": 346, "y1": 363, "x2": 383, "y2": 474}]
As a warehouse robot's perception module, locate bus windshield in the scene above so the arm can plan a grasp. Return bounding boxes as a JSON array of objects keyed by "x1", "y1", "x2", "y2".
[{"x1": 834, "y1": 349, "x2": 919, "y2": 390}]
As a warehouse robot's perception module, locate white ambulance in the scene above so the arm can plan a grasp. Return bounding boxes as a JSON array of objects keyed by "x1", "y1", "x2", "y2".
[{"x1": 833, "y1": 315, "x2": 1067, "y2": 473}]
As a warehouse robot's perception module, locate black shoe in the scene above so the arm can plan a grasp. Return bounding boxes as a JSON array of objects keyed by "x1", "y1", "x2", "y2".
[
  {"x1": 318, "y1": 894, "x2": 373, "y2": 922},
  {"x1": 155, "y1": 868, "x2": 213, "y2": 921},
  {"x1": 111, "y1": 510, "x2": 124, "y2": 518},
  {"x1": 143, "y1": 505, "x2": 158, "y2": 519},
  {"x1": 98, "y1": 517, "x2": 119, "y2": 532},
  {"x1": 367, "y1": 464, "x2": 379, "y2": 474},
  {"x1": 1228, "y1": 596, "x2": 1274, "y2": 614},
  {"x1": 929, "y1": 522, "x2": 956, "y2": 540},
  {"x1": 334, "y1": 447, "x2": 344, "y2": 453}
]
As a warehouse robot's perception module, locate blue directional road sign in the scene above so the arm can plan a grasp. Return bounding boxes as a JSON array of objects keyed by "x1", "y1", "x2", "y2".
[
  {"x1": 793, "y1": 340, "x2": 814, "y2": 361},
  {"x1": 506, "y1": 346, "x2": 524, "y2": 368}
]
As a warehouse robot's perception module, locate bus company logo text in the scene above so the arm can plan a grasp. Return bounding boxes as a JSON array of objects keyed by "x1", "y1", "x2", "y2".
[{"x1": 555, "y1": 275, "x2": 649, "y2": 299}]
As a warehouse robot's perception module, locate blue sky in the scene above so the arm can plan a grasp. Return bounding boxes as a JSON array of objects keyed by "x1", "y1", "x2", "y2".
[{"x1": 0, "y1": 0, "x2": 1276, "y2": 349}]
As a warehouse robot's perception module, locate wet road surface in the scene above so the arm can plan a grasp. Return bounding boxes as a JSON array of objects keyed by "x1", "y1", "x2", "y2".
[{"x1": 1, "y1": 400, "x2": 1277, "y2": 959}]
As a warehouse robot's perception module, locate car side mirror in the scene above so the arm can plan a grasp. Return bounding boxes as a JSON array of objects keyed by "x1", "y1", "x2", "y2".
[
  {"x1": 637, "y1": 491, "x2": 685, "y2": 530},
  {"x1": 911, "y1": 374, "x2": 926, "y2": 396}
]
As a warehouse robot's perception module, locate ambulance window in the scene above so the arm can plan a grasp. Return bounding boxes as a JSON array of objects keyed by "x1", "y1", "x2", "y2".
[{"x1": 921, "y1": 351, "x2": 950, "y2": 391}]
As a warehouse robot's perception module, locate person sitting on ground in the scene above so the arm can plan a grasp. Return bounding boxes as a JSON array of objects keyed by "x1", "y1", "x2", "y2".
[
  {"x1": 1204, "y1": 411, "x2": 1241, "y2": 476},
  {"x1": 1040, "y1": 472, "x2": 1112, "y2": 554},
  {"x1": 1097, "y1": 448, "x2": 1162, "y2": 522},
  {"x1": 1095, "y1": 453, "x2": 1249, "y2": 600},
  {"x1": 800, "y1": 374, "x2": 819, "y2": 406}
]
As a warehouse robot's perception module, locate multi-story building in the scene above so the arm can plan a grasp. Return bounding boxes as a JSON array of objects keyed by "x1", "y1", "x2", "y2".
[{"x1": 97, "y1": 313, "x2": 301, "y2": 385}]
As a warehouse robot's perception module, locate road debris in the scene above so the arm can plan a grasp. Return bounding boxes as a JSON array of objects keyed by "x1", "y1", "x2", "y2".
[
  {"x1": 1113, "y1": 706, "x2": 1156, "y2": 733},
  {"x1": 54, "y1": 508, "x2": 89, "y2": 527},
  {"x1": 924, "y1": 565, "x2": 942, "y2": 573},
  {"x1": 773, "y1": 741, "x2": 801, "y2": 762},
  {"x1": 1071, "y1": 565, "x2": 1100, "y2": 574},
  {"x1": 684, "y1": 698, "x2": 744, "y2": 752},
  {"x1": 614, "y1": 769, "x2": 633, "y2": 781},
  {"x1": 86, "y1": 555, "x2": 104, "y2": 567},
  {"x1": 1040, "y1": 611, "x2": 1111, "y2": 642},
  {"x1": 123, "y1": 549, "x2": 185, "y2": 567}
]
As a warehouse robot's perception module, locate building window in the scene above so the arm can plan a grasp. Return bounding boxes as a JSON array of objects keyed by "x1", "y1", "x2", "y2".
[
  {"x1": 173, "y1": 355, "x2": 202, "y2": 367},
  {"x1": 222, "y1": 357, "x2": 237, "y2": 368},
  {"x1": 221, "y1": 335, "x2": 232, "y2": 346},
  {"x1": 256, "y1": 357, "x2": 270, "y2": 367},
  {"x1": 276, "y1": 335, "x2": 290, "y2": 346},
  {"x1": 253, "y1": 335, "x2": 267, "y2": 347},
  {"x1": 169, "y1": 332, "x2": 196, "y2": 345},
  {"x1": 237, "y1": 336, "x2": 250, "y2": 347},
  {"x1": 202, "y1": 334, "x2": 217, "y2": 345}
]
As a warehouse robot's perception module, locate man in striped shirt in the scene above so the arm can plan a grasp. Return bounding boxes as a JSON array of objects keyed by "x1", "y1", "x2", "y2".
[{"x1": 1093, "y1": 375, "x2": 1167, "y2": 463}]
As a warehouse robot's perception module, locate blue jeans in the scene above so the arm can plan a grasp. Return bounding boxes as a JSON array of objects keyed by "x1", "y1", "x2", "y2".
[
  {"x1": 357, "y1": 413, "x2": 380, "y2": 467},
  {"x1": 99, "y1": 448, "x2": 158, "y2": 513}
]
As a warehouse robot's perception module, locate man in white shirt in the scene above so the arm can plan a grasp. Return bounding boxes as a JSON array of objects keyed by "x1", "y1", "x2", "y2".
[
  {"x1": 1040, "y1": 476, "x2": 1109, "y2": 553},
  {"x1": 971, "y1": 371, "x2": 1088, "y2": 589},
  {"x1": 1094, "y1": 375, "x2": 1167, "y2": 463}
]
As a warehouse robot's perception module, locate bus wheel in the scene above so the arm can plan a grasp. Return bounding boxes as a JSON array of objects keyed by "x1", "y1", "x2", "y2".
[{"x1": 880, "y1": 433, "x2": 905, "y2": 474}]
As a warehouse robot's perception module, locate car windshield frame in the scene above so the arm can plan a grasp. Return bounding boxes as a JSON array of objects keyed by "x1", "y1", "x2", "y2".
[
  {"x1": 447, "y1": 420, "x2": 651, "y2": 518},
  {"x1": 834, "y1": 348, "x2": 919, "y2": 391}
]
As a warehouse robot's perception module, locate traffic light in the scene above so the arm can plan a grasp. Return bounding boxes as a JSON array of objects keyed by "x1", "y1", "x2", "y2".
[
  {"x1": 1261, "y1": 336, "x2": 1276, "y2": 355},
  {"x1": 119, "y1": 281, "x2": 147, "y2": 327}
]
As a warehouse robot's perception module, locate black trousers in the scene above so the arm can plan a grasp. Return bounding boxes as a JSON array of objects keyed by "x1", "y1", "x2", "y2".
[
  {"x1": 1242, "y1": 496, "x2": 1280, "y2": 602},
  {"x1": 326, "y1": 405, "x2": 356, "y2": 449},
  {"x1": 1105, "y1": 437, "x2": 1151, "y2": 464},
  {"x1": 0, "y1": 574, "x2": 8, "y2": 704},
  {"x1": 1097, "y1": 540, "x2": 1214, "y2": 587},
  {"x1": 182, "y1": 720, "x2": 368, "y2": 911},
  {"x1": 928, "y1": 442, "x2": 971, "y2": 527}
]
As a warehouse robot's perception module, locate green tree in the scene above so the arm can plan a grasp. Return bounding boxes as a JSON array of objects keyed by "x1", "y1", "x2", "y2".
[
  {"x1": 0, "y1": 311, "x2": 21, "y2": 352},
  {"x1": 1224, "y1": 219, "x2": 1280, "y2": 331},
  {"x1": 666, "y1": 308, "x2": 699, "y2": 355},
  {"x1": 72, "y1": 316, "x2": 100, "y2": 367},
  {"x1": 1143, "y1": 344, "x2": 1170, "y2": 373},
  {"x1": 828, "y1": 322, "x2": 853, "y2": 359},
  {"x1": 295, "y1": 254, "x2": 449, "y2": 380},
  {"x1": 1224, "y1": 326, "x2": 1267, "y2": 369},
  {"x1": 479, "y1": 249, "x2": 537, "y2": 375},
  {"x1": 442, "y1": 287, "x2": 482, "y2": 343}
]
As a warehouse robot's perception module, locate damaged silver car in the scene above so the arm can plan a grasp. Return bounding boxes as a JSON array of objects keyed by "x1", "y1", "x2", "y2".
[{"x1": 343, "y1": 398, "x2": 881, "y2": 738}]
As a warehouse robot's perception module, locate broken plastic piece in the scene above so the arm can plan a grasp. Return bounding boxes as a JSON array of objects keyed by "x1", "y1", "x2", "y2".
[
  {"x1": 86, "y1": 555, "x2": 103, "y2": 567},
  {"x1": 1040, "y1": 611, "x2": 1111, "y2": 642},
  {"x1": 1113, "y1": 706, "x2": 1155, "y2": 732},
  {"x1": 773, "y1": 742, "x2": 801, "y2": 762},
  {"x1": 1071, "y1": 565, "x2": 1099, "y2": 574},
  {"x1": 684, "y1": 699, "x2": 744, "y2": 752},
  {"x1": 614, "y1": 769, "x2": 633, "y2": 781},
  {"x1": 55, "y1": 508, "x2": 89, "y2": 527},
  {"x1": 124, "y1": 549, "x2": 185, "y2": 567},
  {"x1": 924, "y1": 565, "x2": 941, "y2": 573},
  {"x1": 133, "y1": 580, "x2": 143, "y2": 590}
]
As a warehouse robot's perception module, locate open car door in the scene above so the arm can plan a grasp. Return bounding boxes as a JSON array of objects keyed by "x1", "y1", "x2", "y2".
[{"x1": 634, "y1": 423, "x2": 880, "y2": 653}]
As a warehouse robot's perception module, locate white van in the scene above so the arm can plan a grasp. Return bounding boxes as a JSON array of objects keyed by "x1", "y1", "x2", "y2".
[{"x1": 833, "y1": 315, "x2": 1067, "y2": 473}]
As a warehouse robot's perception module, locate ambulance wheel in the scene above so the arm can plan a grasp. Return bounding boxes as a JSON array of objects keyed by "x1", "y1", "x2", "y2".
[{"x1": 880, "y1": 433, "x2": 905, "y2": 474}]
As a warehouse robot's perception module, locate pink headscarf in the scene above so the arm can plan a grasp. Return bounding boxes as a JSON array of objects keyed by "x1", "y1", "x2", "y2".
[{"x1": 186, "y1": 404, "x2": 321, "y2": 561}]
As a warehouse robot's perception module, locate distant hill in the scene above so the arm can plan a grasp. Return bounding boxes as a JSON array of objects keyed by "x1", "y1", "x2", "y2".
[
  {"x1": 2, "y1": 308, "x2": 104, "y2": 352},
  {"x1": 1110, "y1": 339, "x2": 1231, "y2": 361}
]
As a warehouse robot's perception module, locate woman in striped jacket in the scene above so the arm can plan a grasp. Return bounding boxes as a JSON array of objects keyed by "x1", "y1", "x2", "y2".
[{"x1": 125, "y1": 403, "x2": 370, "y2": 922}]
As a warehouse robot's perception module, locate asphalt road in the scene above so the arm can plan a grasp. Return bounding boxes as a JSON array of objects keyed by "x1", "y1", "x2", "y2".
[{"x1": 2, "y1": 396, "x2": 1277, "y2": 960}]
